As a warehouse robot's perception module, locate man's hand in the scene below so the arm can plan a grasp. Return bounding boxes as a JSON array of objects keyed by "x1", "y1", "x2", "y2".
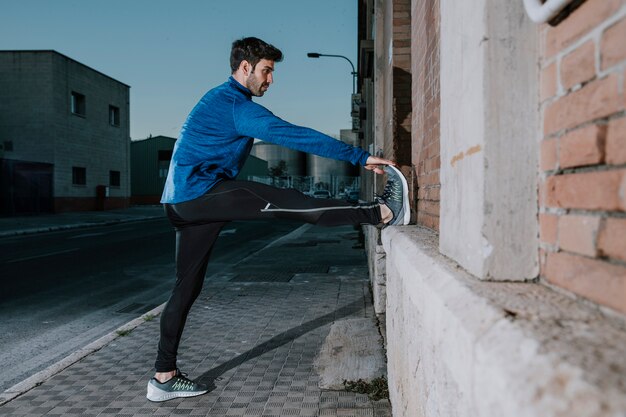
[{"x1": 364, "y1": 156, "x2": 396, "y2": 175}]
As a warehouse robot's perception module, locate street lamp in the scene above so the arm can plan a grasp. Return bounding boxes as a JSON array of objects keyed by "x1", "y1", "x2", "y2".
[{"x1": 307, "y1": 52, "x2": 357, "y2": 94}]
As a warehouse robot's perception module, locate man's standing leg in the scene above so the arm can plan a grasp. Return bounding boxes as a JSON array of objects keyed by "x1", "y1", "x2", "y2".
[{"x1": 147, "y1": 221, "x2": 226, "y2": 402}]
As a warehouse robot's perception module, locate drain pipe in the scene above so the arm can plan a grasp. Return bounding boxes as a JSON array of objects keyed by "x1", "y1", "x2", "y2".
[{"x1": 523, "y1": 0, "x2": 573, "y2": 23}]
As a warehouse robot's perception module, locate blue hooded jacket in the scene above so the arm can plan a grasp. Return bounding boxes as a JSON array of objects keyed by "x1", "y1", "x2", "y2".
[{"x1": 161, "y1": 77, "x2": 370, "y2": 204}]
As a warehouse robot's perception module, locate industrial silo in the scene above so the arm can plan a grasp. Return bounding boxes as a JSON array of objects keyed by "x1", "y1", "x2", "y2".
[
  {"x1": 250, "y1": 141, "x2": 306, "y2": 176},
  {"x1": 307, "y1": 147, "x2": 359, "y2": 198}
]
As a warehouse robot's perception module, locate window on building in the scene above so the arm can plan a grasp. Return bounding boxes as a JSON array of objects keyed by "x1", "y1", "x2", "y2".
[
  {"x1": 72, "y1": 166, "x2": 86, "y2": 185},
  {"x1": 109, "y1": 105, "x2": 120, "y2": 126},
  {"x1": 71, "y1": 92, "x2": 86, "y2": 116},
  {"x1": 158, "y1": 150, "x2": 173, "y2": 179},
  {"x1": 109, "y1": 170, "x2": 121, "y2": 187}
]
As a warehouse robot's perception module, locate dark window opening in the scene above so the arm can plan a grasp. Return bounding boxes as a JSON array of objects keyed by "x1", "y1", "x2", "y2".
[
  {"x1": 109, "y1": 170, "x2": 121, "y2": 187},
  {"x1": 158, "y1": 150, "x2": 173, "y2": 179},
  {"x1": 71, "y1": 92, "x2": 86, "y2": 116},
  {"x1": 109, "y1": 105, "x2": 120, "y2": 126},
  {"x1": 72, "y1": 166, "x2": 86, "y2": 185},
  {"x1": 158, "y1": 150, "x2": 173, "y2": 161}
]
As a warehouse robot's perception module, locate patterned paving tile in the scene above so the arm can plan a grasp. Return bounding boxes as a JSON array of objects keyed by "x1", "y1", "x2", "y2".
[{"x1": 1, "y1": 226, "x2": 391, "y2": 416}]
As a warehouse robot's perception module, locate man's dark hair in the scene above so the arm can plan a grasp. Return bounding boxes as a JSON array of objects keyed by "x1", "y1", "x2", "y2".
[{"x1": 230, "y1": 37, "x2": 283, "y2": 73}]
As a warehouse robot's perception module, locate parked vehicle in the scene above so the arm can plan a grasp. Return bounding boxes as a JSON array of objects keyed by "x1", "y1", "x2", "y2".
[
  {"x1": 312, "y1": 190, "x2": 332, "y2": 199},
  {"x1": 346, "y1": 190, "x2": 360, "y2": 203}
]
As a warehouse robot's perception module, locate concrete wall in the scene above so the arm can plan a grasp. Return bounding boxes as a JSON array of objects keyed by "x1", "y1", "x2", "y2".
[
  {"x1": 383, "y1": 227, "x2": 626, "y2": 417},
  {"x1": 51, "y1": 52, "x2": 130, "y2": 201},
  {"x1": 0, "y1": 51, "x2": 131, "y2": 212},
  {"x1": 439, "y1": 0, "x2": 539, "y2": 280},
  {"x1": 0, "y1": 52, "x2": 55, "y2": 164}
]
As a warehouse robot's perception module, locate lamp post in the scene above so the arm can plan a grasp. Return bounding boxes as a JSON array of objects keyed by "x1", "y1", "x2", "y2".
[{"x1": 307, "y1": 52, "x2": 357, "y2": 95}]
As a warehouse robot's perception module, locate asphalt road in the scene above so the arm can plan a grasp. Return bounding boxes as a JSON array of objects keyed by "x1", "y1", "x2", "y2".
[{"x1": 0, "y1": 218, "x2": 300, "y2": 392}]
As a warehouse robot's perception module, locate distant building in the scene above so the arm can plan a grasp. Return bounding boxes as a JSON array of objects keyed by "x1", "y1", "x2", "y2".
[
  {"x1": 131, "y1": 135, "x2": 268, "y2": 204},
  {"x1": 130, "y1": 135, "x2": 176, "y2": 205},
  {"x1": 237, "y1": 154, "x2": 268, "y2": 181},
  {"x1": 0, "y1": 50, "x2": 130, "y2": 215}
]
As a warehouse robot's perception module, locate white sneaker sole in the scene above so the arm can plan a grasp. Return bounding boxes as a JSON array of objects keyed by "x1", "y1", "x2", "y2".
[
  {"x1": 146, "y1": 381, "x2": 208, "y2": 402},
  {"x1": 387, "y1": 165, "x2": 410, "y2": 225}
]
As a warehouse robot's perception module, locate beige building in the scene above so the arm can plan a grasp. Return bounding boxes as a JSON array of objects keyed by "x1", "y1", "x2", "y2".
[
  {"x1": 0, "y1": 50, "x2": 130, "y2": 214},
  {"x1": 356, "y1": 0, "x2": 626, "y2": 415}
]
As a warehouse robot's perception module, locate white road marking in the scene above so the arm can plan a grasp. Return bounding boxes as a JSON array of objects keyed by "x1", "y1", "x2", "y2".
[
  {"x1": 67, "y1": 232, "x2": 108, "y2": 239},
  {"x1": 219, "y1": 229, "x2": 237, "y2": 236},
  {"x1": 7, "y1": 248, "x2": 79, "y2": 264}
]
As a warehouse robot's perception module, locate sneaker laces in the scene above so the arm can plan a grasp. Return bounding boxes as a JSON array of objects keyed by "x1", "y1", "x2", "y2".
[
  {"x1": 377, "y1": 177, "x2": 400, "y2": 203},
  {"x1": 171, "y1": 369, "x2": 197, "y2": 390}
]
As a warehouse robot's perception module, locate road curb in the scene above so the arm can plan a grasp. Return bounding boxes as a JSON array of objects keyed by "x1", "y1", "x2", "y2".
[
  {"x1": 0, "y1": 216, "x2": 164, "y2": 238},
  {"x1": 0, "y1": 303, "x2": 166, "y2": 406},
  {"x1": 0, "y1": 222, "x2": 310, "y2": 406}
]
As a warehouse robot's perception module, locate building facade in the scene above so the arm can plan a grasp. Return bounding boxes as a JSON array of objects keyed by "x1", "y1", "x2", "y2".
[
  {"x1": 130, "y1": 135, "x2": 176, "y2": 205},
  {"x1": 357, "y1": 0, "x2": 626, "y2": 415},
  {"x1": 131, "y1": 135, "x2": 270, "y2": 204},
  {"x1": 0, "y1": 50, "x2": 130, "y2": 215}
]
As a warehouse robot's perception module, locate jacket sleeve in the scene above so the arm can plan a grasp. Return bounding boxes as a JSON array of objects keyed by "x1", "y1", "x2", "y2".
[{"x1": 234, "y1": 100, "x2": 370, "y2": 166}]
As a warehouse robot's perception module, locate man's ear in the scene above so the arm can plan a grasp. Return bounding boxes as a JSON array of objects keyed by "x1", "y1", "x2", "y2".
[{"x1": 239, "y1": 60, "x2": 251, "y2": 76}]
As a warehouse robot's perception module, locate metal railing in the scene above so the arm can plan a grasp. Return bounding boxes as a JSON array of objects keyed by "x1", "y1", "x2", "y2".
[{"x1": 246, "y1": 175, "x2": 361, "y2": 199}]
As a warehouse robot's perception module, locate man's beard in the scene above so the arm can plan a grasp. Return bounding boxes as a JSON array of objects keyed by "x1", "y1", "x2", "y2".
[{"x1": 246, "y1": 73, "x2": 269, "y2": 97}]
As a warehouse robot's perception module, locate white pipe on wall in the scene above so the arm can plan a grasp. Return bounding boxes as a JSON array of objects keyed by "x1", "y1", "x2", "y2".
[{"x1": 523, "y1": 0, "x2": 573, "y2": 23}]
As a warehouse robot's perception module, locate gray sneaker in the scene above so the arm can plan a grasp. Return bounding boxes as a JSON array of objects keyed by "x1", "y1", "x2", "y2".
[
  {"x1": 377, "y1": 165, "x2": 410, "y2": 226},
  {"x1": 146, "y1": 369, "x2": 209, "y2": 402}
]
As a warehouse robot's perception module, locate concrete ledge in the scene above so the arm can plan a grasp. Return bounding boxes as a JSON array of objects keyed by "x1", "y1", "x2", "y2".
[
  {"x1": 314, "y1": 318, "x2": 387, "y2": 390},
  {"x1": 364, "y1": 225, "x2": 387, "y2": 316},
  {"x1": 382, "y1": 226, "x2": 626, "y2": 417}
]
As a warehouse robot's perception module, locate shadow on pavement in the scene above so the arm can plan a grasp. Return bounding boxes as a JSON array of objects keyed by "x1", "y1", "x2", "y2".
[{"x1": 197, "y1": 298, "x2": 365, "y2": 387}]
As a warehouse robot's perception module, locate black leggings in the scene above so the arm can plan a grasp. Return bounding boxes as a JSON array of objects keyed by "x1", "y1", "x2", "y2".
[{"x1": 155, "y1": 180, "x2": 381, "y2": 372}]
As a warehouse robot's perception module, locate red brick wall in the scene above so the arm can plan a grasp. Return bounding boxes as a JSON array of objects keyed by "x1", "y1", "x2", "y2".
[
  {"x1": 539, "y1": 0, "x2": 626, "y2": 314},
  {"x1": 410, "y1": 0, "x2": 440, "y2": 231},
  {"x1": 382, "y1": 0, "x2": 412, "y2": 168}
]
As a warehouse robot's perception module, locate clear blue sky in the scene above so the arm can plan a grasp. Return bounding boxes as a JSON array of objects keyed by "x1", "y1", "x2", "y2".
[{"x1": 1, "y1": 0, "x2": 357, "y2": 140}]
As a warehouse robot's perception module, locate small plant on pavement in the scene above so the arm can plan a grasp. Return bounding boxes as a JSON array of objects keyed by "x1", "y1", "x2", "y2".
[
  {"x1": 116, "y1": 329, "x2": 132, "y2": 337},
  {"x1": 143, "y1": 313, "x2": 155, "y2": 322},
  {"x1": 343, "y1": 376, "x2": 389, "y2": 401}
]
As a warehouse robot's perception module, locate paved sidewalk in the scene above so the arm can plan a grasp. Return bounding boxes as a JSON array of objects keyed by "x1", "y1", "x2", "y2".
[
  {"x1": 0, "y1": 224, "x2": 392, "y2": 417},
  {"x1": 0, "y1": 206, "x2": 166, "y2": 237}
]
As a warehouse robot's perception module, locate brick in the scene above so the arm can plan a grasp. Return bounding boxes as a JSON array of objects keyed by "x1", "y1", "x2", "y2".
[
  {"x1": 544, "y1": 74, "x2": 622, "y2": 135},
  {"x1": 427, "y1": 186, "x2": 440, "y2": 201},
  {"x1": 545, "y1": 169, "x2": 626, "y2": 211},
  {"x1": 417, "y1": 199, "x2": 439, "y2": 216},
  {"x1": 540, "y1": 213, "x2": 559, "y2": 245},
  {"x1": 560, "y1": 40, "x2": 596, "y2": 90},
  {"x1": 541, "y1": 62, "x2": 557, "y2": 102},
  {"x1": 601, "y1": 17, "x2": 626, "y2": 70},
  {"x1": 545, "y1": 251, "x2": 626, "y2": 314},
  {"x1": 606, "y1": 116, "x2": 626, "y2": 165},
  {"x1": 417, "y1": 211, "x2": 439, "y2": 231},
  {"x1": 598, "y1": 217, "x2": 626, "y2": 262},
  {"x1": 544, "y1": 0, "x2": 623, "y2": 58},
  {"x1": 558, "y1": 214, "x2": 601, "y2": 256},
  {"x1": 559, "y1": 124, "x2": 606, "y2": 168},
  {"x1": 541, "y1": 138, "x2": 558, "y2": 171}
]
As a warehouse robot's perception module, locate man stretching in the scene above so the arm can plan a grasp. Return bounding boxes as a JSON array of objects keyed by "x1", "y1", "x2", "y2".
[{"x1": 147, "y1": 36, "x2": 409, "y2": 402}]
